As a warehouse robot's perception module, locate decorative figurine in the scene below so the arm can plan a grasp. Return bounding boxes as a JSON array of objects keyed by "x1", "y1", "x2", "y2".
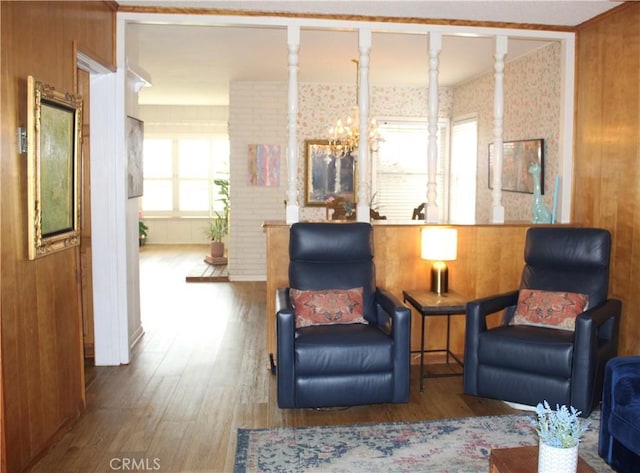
[{"x1": 529, "y1": 162, "x2": 552, "y2": 224}]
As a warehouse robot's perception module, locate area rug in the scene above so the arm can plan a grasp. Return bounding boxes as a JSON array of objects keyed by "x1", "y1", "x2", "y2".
[{"x1": 234, "y1": 411, "x2": 614, "y2": 472}]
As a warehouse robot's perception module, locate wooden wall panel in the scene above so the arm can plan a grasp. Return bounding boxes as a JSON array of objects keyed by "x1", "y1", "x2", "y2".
[
  {"x1": 0, "y1": 2, "x2": 115, "y2": 472},
  {"x1": 77, "y1": 68, "x2": 95, "y2": 360},
  {"x1": 575, "y1": 3, "x2": 640, "y2": 356},
  {"x1": 263, "y1": 223, "x2": 531, "y2": 366}
]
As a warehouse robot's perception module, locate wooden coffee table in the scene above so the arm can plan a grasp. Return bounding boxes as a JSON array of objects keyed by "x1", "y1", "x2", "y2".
[{"x1": 489, "y1": 445, "x2": 596, "y2": 473}]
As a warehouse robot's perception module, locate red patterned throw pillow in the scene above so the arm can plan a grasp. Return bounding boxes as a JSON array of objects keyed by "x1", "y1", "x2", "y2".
[
  {"x1": 290, "y1": 287, "x2": 366, "y2": 328},
  {"x1": 511, "y1": 289, "x2": 589, "y2": 331}
]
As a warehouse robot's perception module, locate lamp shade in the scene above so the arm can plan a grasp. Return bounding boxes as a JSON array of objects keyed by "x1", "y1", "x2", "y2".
[{"x1": 421, "y1": 227, "x2": 458, "y2": 261}]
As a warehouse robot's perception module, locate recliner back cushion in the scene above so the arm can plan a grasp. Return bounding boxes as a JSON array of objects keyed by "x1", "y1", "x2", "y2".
[
  {"x1": 521, "y1": 227, "x2": 611, "y2": 306},
  {"x1": 289, "y1": 222, "x2": 376, "y2": 322}
]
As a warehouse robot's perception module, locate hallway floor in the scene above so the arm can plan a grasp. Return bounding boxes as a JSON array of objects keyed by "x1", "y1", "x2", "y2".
[{"x1": 32, "y1": 244, "x2": 515, "y2": 473}]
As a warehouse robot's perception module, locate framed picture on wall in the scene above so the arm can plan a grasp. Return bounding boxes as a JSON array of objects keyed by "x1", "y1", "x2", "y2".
[
  {"x1": 305, "y1": 139, "x2": 356, "y2": 206},
  {"x1": 26, "y1": 76, "x2": 82, "y2": 260},
  {"x1": 126, "y1": 116, "x2": 144, "y2": 198},
  {"x1": 488, "y1": 138, "x2": 545, "y2": 194}
]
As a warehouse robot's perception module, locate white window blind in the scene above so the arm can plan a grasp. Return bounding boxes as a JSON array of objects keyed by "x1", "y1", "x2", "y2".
[{"x1": 374, "y1": 119, "x2": 450, "y2": 221}]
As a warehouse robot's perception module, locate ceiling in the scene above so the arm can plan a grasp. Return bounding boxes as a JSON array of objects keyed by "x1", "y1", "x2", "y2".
[{"x1": 120, "y1": 1, "x2": 624, "y2": 106}]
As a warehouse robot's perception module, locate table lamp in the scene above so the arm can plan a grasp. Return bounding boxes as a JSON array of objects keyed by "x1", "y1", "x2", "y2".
[{"x1": 421, "y1": 227, "x2": 458, "y2": 294}]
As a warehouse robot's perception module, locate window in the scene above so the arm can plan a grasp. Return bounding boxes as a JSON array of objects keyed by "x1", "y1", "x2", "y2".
[
  {"x1": 373, "y1": 119, "x2": 450, "y2": 221},
  {"x1": 142, "y1": 135, "x2": 229, "y2": 217},
  {"x1": 449, "y1": 117, "x2": 478, "y2": 224}
]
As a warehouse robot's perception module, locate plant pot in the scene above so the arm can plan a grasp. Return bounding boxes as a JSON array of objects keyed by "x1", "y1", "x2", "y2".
[
  {"x1": 538, "y1": 442, "x2": 578, "y2": 473},
  {"x1": 210, "y1": 241, "x2": 225, "y2": 258}
]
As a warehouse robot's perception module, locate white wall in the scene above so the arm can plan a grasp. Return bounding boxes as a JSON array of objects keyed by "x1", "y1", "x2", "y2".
[
  {"x1": 126, "y1": 71, "x2": 145, "y2": 352},
  {"x1": 139, "y1": 104, "x2": 229, "y2": 130},
  {"x1": 142, "y1": 218, "x2": 212, "y2": 244},
  {"x1": 229, "y1": 82, "x2": 289, "y2": 280}
]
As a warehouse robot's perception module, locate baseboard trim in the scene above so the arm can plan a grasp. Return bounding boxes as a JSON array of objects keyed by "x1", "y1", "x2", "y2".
[
  {"x1": 229, "y1": 275, "x2": 266, "y2": 282},
  {"x1": 130, "y1": 325, "x2": 145, "y2": 350}
]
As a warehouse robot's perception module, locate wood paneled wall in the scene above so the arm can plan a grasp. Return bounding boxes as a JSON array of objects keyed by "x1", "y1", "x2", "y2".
[
  {"x1": 0, "y1": 2, "x2": 115, "y2": 472},
  {"x1": 0, "y1": 3, "x2": 637, "y2": 472},
  {"x1": 574, "y1": 2, "x2": 640, "y2": 356},
  {"x1": 264, "y1": 222, "x2": 532, "y2": 365}
]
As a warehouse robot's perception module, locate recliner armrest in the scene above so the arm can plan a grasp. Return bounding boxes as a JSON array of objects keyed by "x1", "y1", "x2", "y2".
[
  {"x1": 276, "y1": 287, "x2": 296, "y2": 408},
  {"x1": 374, "y1": 287, "x2": 411, "y2": 403},
  {"x1": 575, "y1": 298, "x2": 622, "y2": 343},
  {"x1": 574, "y1": 299, "x2": 622, "y2": 366},
  {"x1": 276, "y1": 287, "x2": 291, "y2": 313},
  {"x1": 275, "y1": 288, "x2": 295, "y2": 352},
  {"x1": 374, "y1": 288, "x2": 406, "y2": 332},
  {"x1": 572, "y1": 299, "x2": 622, "y2": 415},
  {"x1": 463, "y1": 290, "x2": 518, "y2": 396},
  {"x1": 466, "y1": 290, "x2": 519, "y2": 332}
]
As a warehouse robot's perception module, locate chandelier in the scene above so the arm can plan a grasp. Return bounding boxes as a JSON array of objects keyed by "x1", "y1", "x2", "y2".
[{"x1": 327, "y1": 60, "x2": 382, "y2": 157}]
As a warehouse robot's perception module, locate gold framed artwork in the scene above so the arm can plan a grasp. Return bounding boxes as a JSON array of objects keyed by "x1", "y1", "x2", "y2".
[
  {"x1": 304, "y1": 139, "x2": 356, "y2": 206},
  {"x1": 27, "y1": 76, "x2": 82, "y2": 259}
]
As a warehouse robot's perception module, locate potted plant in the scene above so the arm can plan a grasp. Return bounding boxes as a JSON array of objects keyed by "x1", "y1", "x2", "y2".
[
  {"x1": 532, "y1": 400, "x2": 590, "y2": 473},
  {"x1": 139, "y1": 220, "x2": 149, "y2": 247},
  {"x1": 205, "y1": 178, "x2": 229, "y2": 258},
  {"x1": 206, "y1": 216, "x2": 228, "y2": 257}
]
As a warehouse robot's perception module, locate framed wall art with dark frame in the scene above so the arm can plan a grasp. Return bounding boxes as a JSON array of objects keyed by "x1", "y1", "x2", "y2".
[
  {"x1": 488, "y1": 138, "x2": 545, "y2": 194},
  {"x1": 304, "y1": 139, "x2": 356, "y2": 206},
  {"x1": 26, "y1": 76, "x2": 82, "y2": 260}
]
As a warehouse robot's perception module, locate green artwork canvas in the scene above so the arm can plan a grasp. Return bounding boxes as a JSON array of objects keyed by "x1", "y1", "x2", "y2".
[{"x1": 40, "y1": 102, "x2": 74, "y2": 236}]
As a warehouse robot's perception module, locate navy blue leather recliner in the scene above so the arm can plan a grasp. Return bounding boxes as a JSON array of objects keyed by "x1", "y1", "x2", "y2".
[
  {"x1": 276, "y1": 222, "x2": 411, "y2": 408},
  {"x1": 599, "y1": 356, "x2": 640, "y2": 472},
  {"x1": 464, "y1": 227, "x2": 621, "y2": 417}
]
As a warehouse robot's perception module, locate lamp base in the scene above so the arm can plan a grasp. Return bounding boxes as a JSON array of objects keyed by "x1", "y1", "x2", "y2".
[{"x1": 430, "y1": 263, "x2": 449, "y2": 294}]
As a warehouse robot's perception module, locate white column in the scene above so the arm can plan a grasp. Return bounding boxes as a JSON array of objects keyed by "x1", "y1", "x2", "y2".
[
  {"x1": 558, "y1": 37, "x2": 576, "y2": 223},
  {"x1": 356, "y1": 28, "x2": 372, "y2": 222},
  {"x1": 491, "y1": 35, "x2": 508, "y2": 223},
  {"x1": 286, "y1": 26, "x2": 300, "y2": 224},
  {"x1": 425, "y1": 32, "x2": 441, "y2": 223}
]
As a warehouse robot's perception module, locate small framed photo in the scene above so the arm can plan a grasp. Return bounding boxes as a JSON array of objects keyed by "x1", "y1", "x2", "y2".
[
  {"x1": 305, "y1": 139, "x2": 356, "y2": 206},
  {"x1": 27, "y1": 76, "x2": 82, "y2": 259}
]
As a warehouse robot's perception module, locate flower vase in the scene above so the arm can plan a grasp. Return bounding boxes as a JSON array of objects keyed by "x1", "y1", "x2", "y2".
[{"x1": 538, "y1": 442, "x2": 578, "y2": 473}]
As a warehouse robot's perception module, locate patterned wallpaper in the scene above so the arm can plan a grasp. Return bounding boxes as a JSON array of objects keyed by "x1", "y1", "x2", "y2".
[
  {"x1": 453, "y1": 42, "x2": 561, "y2": 223},
  {"x1": 298, "y1": 83, "x2": 452, "y2": 220}
]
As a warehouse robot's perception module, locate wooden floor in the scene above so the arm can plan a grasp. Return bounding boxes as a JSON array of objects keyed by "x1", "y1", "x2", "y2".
[
  {"x1": 185, "y1": 259, "x2": 229, "y2": 283},
  {"x1": 32, "y1": 244, "x2": 517, "y2": 473}
]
